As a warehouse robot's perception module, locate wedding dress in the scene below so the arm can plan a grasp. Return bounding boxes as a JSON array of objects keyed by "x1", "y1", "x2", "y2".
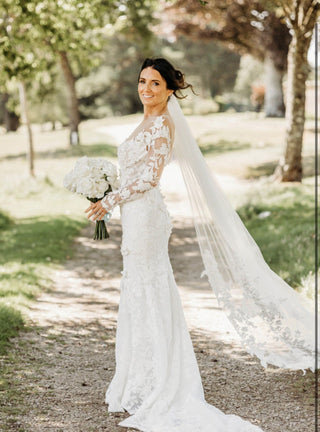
[{"x1": 102, "y1": 114, "x2": 264, "y2": 431}]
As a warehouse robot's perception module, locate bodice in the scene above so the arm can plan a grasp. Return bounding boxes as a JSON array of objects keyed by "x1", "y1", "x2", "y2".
[
  {"x1": 102, "y1": 115, "x2": 173, "y2": 211},
  {"x1": 118, "y1": 116, "x2": 172, "y2": 185}
]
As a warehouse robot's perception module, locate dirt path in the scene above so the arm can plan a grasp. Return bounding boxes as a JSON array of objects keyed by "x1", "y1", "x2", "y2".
[{"x1": 1, "y1": 217, "x2": 315, "y2": 432}]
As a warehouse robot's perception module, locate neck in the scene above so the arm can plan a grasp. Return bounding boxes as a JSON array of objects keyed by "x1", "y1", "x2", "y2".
[{"x1": 143, "y1": 101, "x2": 168, "y2": 119}]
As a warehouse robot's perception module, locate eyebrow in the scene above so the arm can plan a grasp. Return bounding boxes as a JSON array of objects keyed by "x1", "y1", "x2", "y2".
[{"x1": 139, "y1": 77, "x2": 161, "y2": 82}]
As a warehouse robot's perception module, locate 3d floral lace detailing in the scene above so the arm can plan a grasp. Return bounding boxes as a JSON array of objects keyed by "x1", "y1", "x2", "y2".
[
  {"x1": 101, "y1": 116, "x2": 172, "y2": 212},
  {"x1": 104, "y1": 115, "x2": 264, "y2": 432}
]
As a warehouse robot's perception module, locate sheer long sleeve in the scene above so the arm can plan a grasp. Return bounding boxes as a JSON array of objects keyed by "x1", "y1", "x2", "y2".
[{"x1": 101, "y1": 117, "x2": 173, "y2": 212}]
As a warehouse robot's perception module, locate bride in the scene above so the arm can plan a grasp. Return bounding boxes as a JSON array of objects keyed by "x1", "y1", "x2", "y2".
[{"x1": 85, "y1": 58, "x2": 316, "y2": 431}]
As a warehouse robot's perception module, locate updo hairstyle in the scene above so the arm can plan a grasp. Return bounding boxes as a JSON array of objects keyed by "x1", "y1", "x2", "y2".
[{"x1": 139, "y1": 58, "x2": 194, "y2": 99}]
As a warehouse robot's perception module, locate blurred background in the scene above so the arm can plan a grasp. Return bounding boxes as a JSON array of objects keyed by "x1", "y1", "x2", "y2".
[{"x1": 0, "y1": 1, "x2": 319, "y2": 352}]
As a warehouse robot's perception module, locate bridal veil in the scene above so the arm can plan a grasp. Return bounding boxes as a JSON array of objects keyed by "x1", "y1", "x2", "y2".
[{"x1": 167, "y1": 95, "x2": 317, "y2": 371}]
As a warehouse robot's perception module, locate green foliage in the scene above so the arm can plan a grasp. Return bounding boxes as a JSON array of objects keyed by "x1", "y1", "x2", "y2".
[
  {"x1": 115, "y1": 0, "x2": 158, "y2": 55},
  {"x1": 76, "y1": 35, "x2": 146, "y2": 116},
  {"x1": 0, "y1": 215, "x2": 86, "y2": 267},
  {"x1": 75, "y1": 33, "x2": 241, "y2": 117},
  {"x1": 0, "y1": 0, "x2": 159, "y2": 122},
  {"x1": 0, "y1": 0, "x2": 242, "y2": 121},
  {"x1": 238, "y1": 185, "x2": 316, "y2": 289},
  {"x1": 160, "y1": 36, "x2": 240, "y2": 98},
  {"x1": 0, "y1": 210, "x2": 13, "y2": 231},
  {"x1": 0, "y1": 213, "x2": 86, "y2": 353},
  {"x1": 0, "y1": 0, "x2": 112, "y2": 81},
  {"x1": 0, "y1": 205, "x2": 86, "y2": 354},
  {"x1": 199, "y1": 139, "x2": 251, "y2": 155},
  {"x1": 27, "y1": 67, "x2": 69, "y2": 125},
  {"x1": 0, "y1": 305, "x2": 24, "y2": 354}
]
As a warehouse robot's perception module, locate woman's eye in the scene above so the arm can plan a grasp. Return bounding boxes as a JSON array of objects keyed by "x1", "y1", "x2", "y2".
[
  {"x1": 139, "y1": 80, "x2": 145, "y2": 84},
  {"x1": 153, "y1": 82, "x2": 159, "y2": 86}
]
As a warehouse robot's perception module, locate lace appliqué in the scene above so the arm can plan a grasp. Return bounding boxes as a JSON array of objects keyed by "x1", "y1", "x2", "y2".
[{"x1": 101, "y1": 116, "x2": 172, "y2": 212}]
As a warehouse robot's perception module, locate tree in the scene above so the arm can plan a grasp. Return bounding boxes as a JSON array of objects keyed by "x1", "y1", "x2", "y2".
[
  {"x1": 0, "y1": 0, "x2": 51, "y2": 176},
  {"x1": 1, "y1": 93, "x2": 20, "y2": 132},
  {"x1": 1, "y1": 0, "x2": 159, "y2": 145},
  {"x1": 76, "y1": 0, "x2": 158, "y2": 117},
  {"x1": 163, "y1": 0, "x2": 291, "y2": 117},
  {"x1": 18, "y1": 82, "x2": 34, "y2": 176},
  {"x1": 14, "y1": 0, "x2": 113, "y2": 146},
  {"x1": 166, "y1": 0, "x2": 320, "y2": 181},
  {"x1": 269, "y1": 0, "x2": 319, "y2": 181},
  {"x1": 158, "y1": 36, "x2": 241, "y2": 99}
]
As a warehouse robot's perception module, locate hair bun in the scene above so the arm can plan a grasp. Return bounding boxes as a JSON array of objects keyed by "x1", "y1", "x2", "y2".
[{"x1": 175, "y1": 70, "x2": 183, "y2": 80}]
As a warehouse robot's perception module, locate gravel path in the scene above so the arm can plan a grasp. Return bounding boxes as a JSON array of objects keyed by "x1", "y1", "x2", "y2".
[{"x1": 0, "y1": 216, "x2": 316, "y2": 432}]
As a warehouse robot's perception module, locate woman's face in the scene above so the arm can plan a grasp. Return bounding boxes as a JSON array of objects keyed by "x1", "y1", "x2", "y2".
[{"x1": 138, "y1": 67, "x2": 173, "y2": 109}]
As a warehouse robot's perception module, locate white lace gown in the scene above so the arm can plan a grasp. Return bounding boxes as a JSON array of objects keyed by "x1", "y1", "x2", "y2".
[{"x1": 103, "y1": 115, "x2": 263, "y2": 432}]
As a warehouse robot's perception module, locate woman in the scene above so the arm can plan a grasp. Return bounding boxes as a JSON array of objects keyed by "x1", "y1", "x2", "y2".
[
  {"x1": 85, "y1": 58, "x2": 265, "y2": 431},
  {"x1": 86, "y1": 58, "x2": 315, "y2": 431}
]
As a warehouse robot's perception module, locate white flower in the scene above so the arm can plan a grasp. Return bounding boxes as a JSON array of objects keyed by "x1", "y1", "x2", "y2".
[
  {"x1": 95, "y1": 179, "x2": 109, "y2": 198},
  {"x1": 90, "y1": 158, "x2": 103, "y2": 169},
  {"x1": 74, "y1": 156, "x2": 91, "y2": 176},
  {"x1": 76, "y1": 177, "x2": 95, "y2": 196},
  {"x1": 63, "y1": 156, "x2": 119, "y2": 198},
  {"x1": 107, "y1": 173, "x2": 119, "y2": 189},
  {"x1": 63, "y1": 171, "x2": 76, "y2": 192},
  {"x1": 102, "y1": 160, "x2": 117, "y2": 175}
]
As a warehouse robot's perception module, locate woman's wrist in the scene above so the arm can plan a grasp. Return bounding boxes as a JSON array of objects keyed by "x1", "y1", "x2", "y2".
[{"x1": 101, "y1": 198, "x2": 111, "y2": 211}]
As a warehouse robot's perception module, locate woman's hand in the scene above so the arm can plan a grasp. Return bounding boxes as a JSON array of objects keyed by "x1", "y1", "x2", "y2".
[{"x1": 85, "y1": 200, "x2": 110, "y2": 221}]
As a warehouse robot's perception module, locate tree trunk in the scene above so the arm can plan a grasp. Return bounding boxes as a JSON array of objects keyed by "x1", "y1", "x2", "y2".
[
  {"x1": 18, "y1": 82, "x2": 35, "y2": 177},
  {"x1": 264, "y1": 53, "x2": 285, "y2": 117},
  {"x1": 275, "y1": 30, "x2": 312, "y2": 182},
  {"x1": 59, "y1": 50, "x2": 80, "y2": 146},
  {"x1": 2, "y1": 93, "x2": 20, "y2": 132}
]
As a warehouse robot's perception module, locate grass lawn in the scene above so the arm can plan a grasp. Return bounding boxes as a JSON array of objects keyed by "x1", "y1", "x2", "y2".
[
  {"x1": 0, "y1": 119, "x2": 119, "y2": 354},
  {"x1": 0, "y1": 112, "x2": 317, "y2": 353},
  {"x1": 236, "y1": 180, "x2": 316, "y2": 296}
]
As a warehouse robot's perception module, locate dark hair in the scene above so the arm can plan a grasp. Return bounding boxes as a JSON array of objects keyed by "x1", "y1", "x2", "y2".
[{"x1": 139, "y1": 58, "x2": 194, "y2": 99}]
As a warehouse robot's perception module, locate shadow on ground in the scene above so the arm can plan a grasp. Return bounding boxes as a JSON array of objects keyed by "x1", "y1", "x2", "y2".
[
  {"x1": 0, "y1": 142, "x2": 118, "y2": 162},
  {"x1": 199, "y1": 138, "x2": 251, "y2": 155},
  {"x1": 0, "y1": 219, "x2": 315, "y2": 432}
]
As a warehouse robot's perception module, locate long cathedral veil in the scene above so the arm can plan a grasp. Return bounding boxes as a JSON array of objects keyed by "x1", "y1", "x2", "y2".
[{"x1": 168, "y1": 95, "x2": 317, "y2": 371}]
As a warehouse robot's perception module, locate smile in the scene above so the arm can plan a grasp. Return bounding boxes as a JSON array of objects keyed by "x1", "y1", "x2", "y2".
[{"x1": 143, "y1": 94, "x2": 153, "y2": 98}]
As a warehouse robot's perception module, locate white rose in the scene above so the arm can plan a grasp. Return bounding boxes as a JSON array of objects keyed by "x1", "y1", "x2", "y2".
[
  {"x1": 76, "y1": 177, "x2": 95, "y2": 197},
  {"x1": 63, "y1": 170, "x2": 76, "y2": 192},
  {"x1": 75, "y1": 156, "x2": 89, "y2": 169},
  {"x1": 103, "y1": 162, "x2": 117, "y2": 176},
  {"x1": 75, "y1": 157, "x2": 91, "y2": 177},
  {"x1": 90, "y1": 158, "x2": 103, "y2": 169},
  {"x1": 112, "y1": 177, "x2": 121, "y2": 189},
  {"x1": 94, "y1": 179, "x2": 109, "y2": 198},
  {"x1": 90, "y1": 167, "x2": 103, "y2": 179}
]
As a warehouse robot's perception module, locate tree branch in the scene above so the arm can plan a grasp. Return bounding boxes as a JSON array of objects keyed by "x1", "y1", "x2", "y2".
[
  {"x1": 277, "y1": 0, "x2": 293, "y2": 21},
  {"x1": 303, "y1": 0, "x2": 320, "y2": 30}
]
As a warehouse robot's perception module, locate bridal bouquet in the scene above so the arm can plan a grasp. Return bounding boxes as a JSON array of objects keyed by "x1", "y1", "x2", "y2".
[{"x1": 63, "y1": 156, "x2": 119, "y2": 240}]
